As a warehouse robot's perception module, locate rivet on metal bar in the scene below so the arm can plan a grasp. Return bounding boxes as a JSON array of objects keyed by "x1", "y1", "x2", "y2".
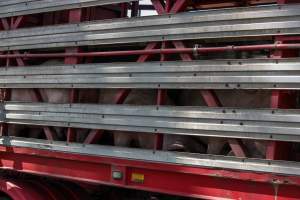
[{"x1": 193, "y1": 44, "x2": 200, "y2": 58}]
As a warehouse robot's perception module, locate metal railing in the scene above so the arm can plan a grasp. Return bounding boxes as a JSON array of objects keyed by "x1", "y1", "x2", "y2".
[
  {"x1": 0, "y1": 4, "x2": 299, "y2": 50},
  {"x1": 3, "y1": 102, "x2": 300, "y2": 142},
  {"x1": 0, "y1": 58, "x2": 300, "y2": 89},
  {"x1": 2, "y1": 136, "x2": 300, "y2": 176},
  {"x1": 0, "y1": 0, "x2": 134, "y2": 18}
]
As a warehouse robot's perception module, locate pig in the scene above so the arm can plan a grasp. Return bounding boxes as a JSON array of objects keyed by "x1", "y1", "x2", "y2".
[
  {"x1": 174, "y1": 90, "x2": 228, "y2": 155},
  {"x1": 98, "y1": 89, "x2": 205, "y2": 152},
  {"x1": 7, "y1": 59, "x2": 99, "y2": 140},
  {"x1": 8, "y1": 88, "x2": 43, "y2": 138},
  {"x1": 217, "y1": 90, "x2": 270, "y2": 158},
  {"x1": 39, "y1": 60, "x2": 99, "y2": 141},
  {"x1": 176, "y1": 89, "x2": 270, "y2": 158},
  {"x1": 98, "y1": 89, "x2": 160, "y2": 149},
  {"x1": 7, "y1": 59, "x2": 68, "y2": 138},
  {"x1": 171, "y1": 50, "x2": 271, "y2": 157}
]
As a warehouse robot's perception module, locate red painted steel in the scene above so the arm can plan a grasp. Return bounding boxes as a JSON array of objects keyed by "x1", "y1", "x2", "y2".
[
  {"x1": 151, "y1": 0, "x2": 165, "y2": 14},
  {"x1": 266, "y1": 27, "x2": 299, "y2": 160},
  {"x1": 0, "y1": 178, "x2": 87, "y2": 200},
  {"x1": 0, "y1": 179, "x2": 51, "y2": 200},
  {"x1": 0, "y1": 43, "x2": 299, "y2": 59},
  {"x1": 0, "y1": 146, "x2": 300, "y2": 199}
]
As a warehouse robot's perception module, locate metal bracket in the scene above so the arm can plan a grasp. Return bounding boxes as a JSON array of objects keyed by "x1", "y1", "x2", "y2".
[
  {"x1": 111, "y1": 165, "x2": 127, "y2": 185},
  {"x1": 193, "y1": 44, "x2": 200, "y2": 59}
]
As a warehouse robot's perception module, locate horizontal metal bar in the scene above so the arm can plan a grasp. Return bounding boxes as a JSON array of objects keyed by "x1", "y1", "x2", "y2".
[
  {"x1": 0, "y1": 4, "x2": 300, "y2": 50},
  {"x1": 0, "y1": 0, "x2": 133, "y2": 19},
  {"x1": 0, "y1": 43, "x2": 300, "y2": 59},
  {"x1": 1, "y1": 59, "x2": 300, "y2": 89},
  {"x1": 2, "y1": 136, "x2": 300, "y2": 177},
  {"x1": 3, "y1": 102, "x2": 300, "y2": 142}
]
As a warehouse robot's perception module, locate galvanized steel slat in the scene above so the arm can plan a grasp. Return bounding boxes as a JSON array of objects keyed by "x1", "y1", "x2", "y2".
[
  {"x1": 1, "y1": 59, "x2": 300, "y2": 89},
  {"x1": 2, "y1": 102, "x2": 300, "y2": 142},
  {"x1": 0, "y1": 0, "x2": 134, "y2": 18},
  {"x1": 0, "y1": 4, "x2": 299, "y2": 50},
  {"x1": 2, "y1": 136, "x2": 300, "y2": 176}
]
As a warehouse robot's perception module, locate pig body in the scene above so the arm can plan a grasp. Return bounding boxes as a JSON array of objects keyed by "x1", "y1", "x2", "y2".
[
  {"x1": 8, "y1": 89, "x2": 42, "y2": 138},
  {"x1": 217, "y1": 90, "x2": 269, "y2": 158},
  {"x1": 8, "y1": 60, "x2": 99, "y2": 140},
  {"x1": 175, "y1": 52, "x2": 270, "y2": 157},
  {"x1": 98, "y1": 89, "x2": 206, "y2": 152},
  {"x1": 178, "y1": 90, "x2": 270, "y2": 157},
  {"x1": 40, "y1": 60, "x2": 99, "y2": 141},
  {"x1": 99, "y1": 89, "x2": 158, "y2": 149},
  {"x1": 7, "y1": 60, "x2": 68, "y2": 138}
]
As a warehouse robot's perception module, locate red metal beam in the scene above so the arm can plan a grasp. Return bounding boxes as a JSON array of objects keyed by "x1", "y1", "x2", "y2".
[
  {"x1": 137, "y1": 42, "x2": 159, "y2": 62},
  {"x1": 170, "y1": 0, "x2": 188, "y2": 13},
  {"x1": 266, "y1": 34, "x2": 299, "y2": 160},
  {"x1": 151, "y1": 0, "x2": 165, "y2": 14},
  {"x1": 171, "y1": 41, "x2": 193, "y2": 61},
  {"x1": 0, "y1": 19, "x2": 9, "y2": 30},
  {"x1": 227, "y1": 139, "x2": 247, "y2": 158},
  {"x1": 1, "y1": 43, "x2": 299, "y2": 59},
  {"x1": 0, "y1": 178, "x2": 88, "y2": 200},
  {"x1": 11, "y1": 16, "x2": 23, "y2": 29},
  {"x1": 0, "y1": 146, "x2": 300, "y2": 199}
]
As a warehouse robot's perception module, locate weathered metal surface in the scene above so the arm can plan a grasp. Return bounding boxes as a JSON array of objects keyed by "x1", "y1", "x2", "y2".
[
  {"x1": 2, "y1": 136, "x2": 300, "y2": 176},
  {"x1": 0, "y1": 4, "x2": 299, "y2": 50},
  {"x1": 0, "y1": 0, "x2": 134, "y2": 18},
  {"x1": 2, "y1": 102, "x2": 300, "y2": 142},
  {"x1": 0, "y1": 59, "x2": 300, "y2": 89}
]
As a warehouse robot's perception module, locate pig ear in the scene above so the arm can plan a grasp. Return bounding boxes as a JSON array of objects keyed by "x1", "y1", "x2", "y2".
[
  {"x1": 163, "y1": 135, "x2": 207, "y2": 153},
  {"x1": 166, "y1": 143, "x2": 186, "y2": 152}
]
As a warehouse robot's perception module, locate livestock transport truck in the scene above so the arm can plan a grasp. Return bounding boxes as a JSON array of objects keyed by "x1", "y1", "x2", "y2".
[{"x1": 0, "y1": 0, "x2": 300, "y2": 199}]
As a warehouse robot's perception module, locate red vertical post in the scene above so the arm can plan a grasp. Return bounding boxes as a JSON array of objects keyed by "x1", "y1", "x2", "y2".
[
  {"x1": 265, "y1": 0, "x2": 299, "y2": 160},
  {"x1": 65, "y1": 9, "x2": 82, "y2": 143},
  {"x1": 120, "y1": 3, "x2": 128, "y2": 17},
  {"x1": 169, "y1": 0, "x2": 246, "y2": 157},
  {"x1": 266, "y1": 38, "x2": 298, "y2": 160}
]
